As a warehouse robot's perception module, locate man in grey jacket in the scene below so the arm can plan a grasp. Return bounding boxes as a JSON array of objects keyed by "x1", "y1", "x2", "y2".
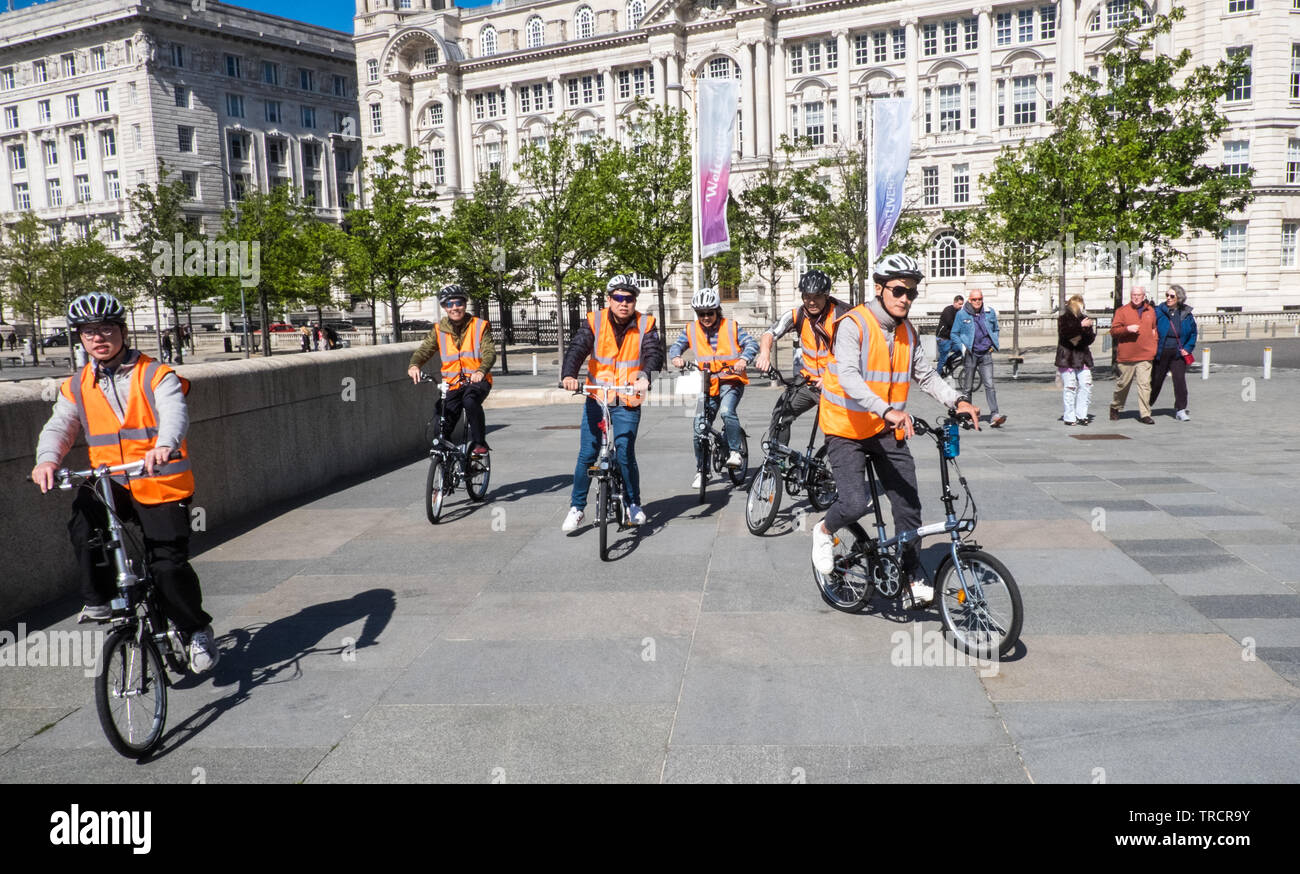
[{"x1": 949, "y1": 290, "x2": 1007, "y2": 427}]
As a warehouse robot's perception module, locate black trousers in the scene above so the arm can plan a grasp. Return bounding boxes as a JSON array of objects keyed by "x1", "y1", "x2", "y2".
[
  {"x1": 442, "y1": 380, "x2": 492, "y2": 449},
  {"x1": 822, "y1": 432, "x2": 924, "y2": 575},
  {"x1": 769, "y1": 382, "x2": 821, "y2": 448},
  {"x1": 1149, "y1": 348, "x2": 1188, "y2": 412},
  {"x1": 70, "y1": 482, "x2": 211, "y2": 634}
]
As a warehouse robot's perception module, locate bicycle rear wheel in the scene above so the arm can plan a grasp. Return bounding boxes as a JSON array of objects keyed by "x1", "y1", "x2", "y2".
[
  {"x1": 728, "y1": 431, "x2": 749, "y2": 486},
  {"x1": 598, "y1": 475, "x2": 612, "y2": 562},
  {"x1": 813, "y1": 527, "x2": 873, "y2": 613},
  {"x1": 465, "y1": 454, "x2": 491, "y2": 501},
  {"x1": 95, "y1": 627, "x2": 167, "y2": 758},
  {"x1": 937, "y1": 549, "x2": 1023, "y2": 658},
  {"x1": 807, "y1": 445, "x2": 837, "y2": 511},
  {"x1": 425, "y1": 458, "x2": 447, "y2": 524},
  {"x1": 745, "y1": 462, "x2": 783, "y2": 535}
]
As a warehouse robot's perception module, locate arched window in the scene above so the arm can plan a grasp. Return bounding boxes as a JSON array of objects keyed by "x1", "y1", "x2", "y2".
[
  {"x1": 929, "y1": 234, "x2": 966, "y2": 278},
  {"x1": 626, "y1": 0, "x2": 645, "y2": 29},
  {"x1": 480, "y1": 25, "x2": 498, "y2": 57},
  {"x1": 526, "y1": 16, "x2": 545, "y2": 48},
  {"x1": 366, "y1": 58, "x2": 379, "y2": 83},
  {"x1": 575, "y1": 6, "x2": 594, "y2": 40},
  {"x1": 423, "y1": 45, "x2": 439, "y2": 68},
  {"x1": 707, "y1": 56, "x2": 741, "y2": 79}
]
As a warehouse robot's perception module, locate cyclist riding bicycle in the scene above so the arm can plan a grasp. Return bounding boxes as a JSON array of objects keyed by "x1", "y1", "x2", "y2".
[
  {"x1": 811, "y1": 254, "x2": 981, "y2": 605},
  {"x1": 407, "y1": 284, "x2": 495, "y2": 456},
  {"x1": 559, "y1": 274, "x2": 664, "y2": 531},
  {"x1": 29, "y1": 292, "x2": 219, "y2": 672},
  {"x1": 669, "y1": 286, "x2": 757, "y2": 488},
  {"x1": 753, "y1": 269, "x2": 852, "y2": 448}
]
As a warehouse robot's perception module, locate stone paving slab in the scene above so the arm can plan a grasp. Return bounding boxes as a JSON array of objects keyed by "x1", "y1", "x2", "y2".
[
  {"x1": 0, "y1": 747, "x2": 330, "y2": 784},
  {"x1": 661, "y1": 742, "x2": 1028, "y2": 784}
]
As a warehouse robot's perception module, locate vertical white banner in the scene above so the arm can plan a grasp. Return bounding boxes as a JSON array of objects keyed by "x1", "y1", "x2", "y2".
[
  {"x1": 873, "y1": 97, "x2": 914, "y2": 256},
  {"x1": 697, "y1": 78, "x2": 740, "y2": 258}
]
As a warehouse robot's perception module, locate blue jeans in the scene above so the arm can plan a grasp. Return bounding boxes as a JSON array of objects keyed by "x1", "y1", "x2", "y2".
[
  {"x1": 936, "y1": 338, "x2": 955, "y2": 372},
  {"x1": 570, "y1": 398, "x2": 641, "y2": 510},
  {"x1": 694, "y1": 382, "x2": 744, "y2": 468}
]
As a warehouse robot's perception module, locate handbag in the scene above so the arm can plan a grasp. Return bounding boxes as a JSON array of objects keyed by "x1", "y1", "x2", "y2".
[{"x1": 1182, "y1": 351, "x2": 1195, "y2": 365}]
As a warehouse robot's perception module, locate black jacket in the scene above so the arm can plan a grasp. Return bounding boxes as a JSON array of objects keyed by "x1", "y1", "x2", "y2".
[
  {"x1": 1055, "y1": 311, "x2": 1096, "y2": 369},
  {"x1": 937, "y1": 304, "x2": 960, "y2": 340},
  {"x1": 561, "y1": 310, "x2": 665, "y2": 383}
]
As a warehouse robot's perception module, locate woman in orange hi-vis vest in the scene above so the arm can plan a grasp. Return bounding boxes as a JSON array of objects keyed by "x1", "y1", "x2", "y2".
[
  {"x1": 669, "y1": 287, "x2": 758, "y2": 489},
  {"x1": 408, "y1": 285, "x2": 496, "y2": 455},
  {"x1": 811, "y1": 255, "x2": 981, "y2": 607},
  {"x1": 559, "y1": 275, "x2": 665, "y2": 533},
  {"x1": 30, "y1": 293, "x2": 219, "y2": 673}
]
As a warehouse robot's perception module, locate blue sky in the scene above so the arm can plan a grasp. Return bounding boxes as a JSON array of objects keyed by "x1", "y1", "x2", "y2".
[{"x1": 4, "y1": 0, "x2": 493, "y2": 35}]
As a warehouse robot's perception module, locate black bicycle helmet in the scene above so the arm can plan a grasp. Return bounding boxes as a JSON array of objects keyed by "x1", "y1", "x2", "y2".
[
  {"x1": 798, "y1": 269, "x2": 831, "y2": 298},
  {"x1": 872, "y1": 253, "x2": 924, "y2": 285},
  {"x1": 438, "y1": 284, "x2": 467, "y2": 305},
  {"x1": 68, "y1": 292, "x2": 127, "y2": 327}
]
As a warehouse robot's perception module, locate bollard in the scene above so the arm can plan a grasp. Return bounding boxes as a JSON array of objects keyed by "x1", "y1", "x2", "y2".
[
  {"x1": 1272, "y1": 321, "x2": 1278, "y2": 338},
  {"x1": 1264, "y1": 346, "x2": 1272, "y2": 380},
  {"x1": 1202, "y1": 346, "x2": 1211, "y2": 380},
  {"x1": 531, "y1": 353, "x2": 537, "y2": 376},
  {"x1": 1222, "y1": 322, "x2": 1227, "y2": 339},
  {"x1": 1294, "y1": 322, "x2": 1299, "y2": 337},
  {"x1": 1245, "y1": 322, "x2": 1251, "y2": 339}
]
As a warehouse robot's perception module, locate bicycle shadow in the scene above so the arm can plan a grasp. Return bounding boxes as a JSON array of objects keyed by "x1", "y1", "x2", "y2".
[
  {"x1": 641, "y1": 489, "x2": 734, "y2": 531},
  {"x1": 487, "y1": 473, "x2": 571, "y2": 504},
  {"x1": 144, "y1": 588, "x2": 397, "y2": 761}
]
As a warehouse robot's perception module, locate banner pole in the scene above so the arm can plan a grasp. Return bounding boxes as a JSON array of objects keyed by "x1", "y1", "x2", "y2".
[
  {"x1": 866, "y1": 97, "x2": 876, "y2": 308},
  {"x1": 691, "y1": 71, "x2": 701, "y2": 295}
]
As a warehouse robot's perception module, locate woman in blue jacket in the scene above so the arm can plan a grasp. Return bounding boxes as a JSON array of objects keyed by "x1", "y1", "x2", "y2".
[{"x1": 1151, "y1": 284, "x2": 1197, "y2": 421}]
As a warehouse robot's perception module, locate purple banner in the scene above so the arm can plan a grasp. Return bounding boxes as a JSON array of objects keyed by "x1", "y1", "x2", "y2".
[
  {"x1": 698, "y1": 78, "x2": 740, "y2": 258},
  {"x1": 873, "y1": 97, "x2": 914, "y2": 255}
]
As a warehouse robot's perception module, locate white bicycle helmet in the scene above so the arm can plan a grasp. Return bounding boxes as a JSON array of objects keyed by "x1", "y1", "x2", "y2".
[
  {"x1": 68, "y1": 292, "x2": 127, "y2": 327},
  {"x1": 691, "y1": 287, "x2": 721, "y2": 310},
  {"x1": 872, "y1": 253, "x2": 924, "y2": 284},
  {"x1": 606, "y1": 274, "x2": 639, "y2": 294}
]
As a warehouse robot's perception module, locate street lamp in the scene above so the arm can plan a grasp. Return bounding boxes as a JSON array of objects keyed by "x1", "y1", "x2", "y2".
[{"x1": 201, "y1": 160, "x2": 250, "y2": 358}]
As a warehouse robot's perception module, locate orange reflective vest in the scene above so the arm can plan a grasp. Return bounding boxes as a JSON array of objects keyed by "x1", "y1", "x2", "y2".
[
  {"x1": 818, "y1": 306, "x2": 915, "y2": 440},
  {"x1": 793, "y1": 298, "x2": 850, "y2": 381},
  {"x1": 686, "y1": 317, "x2": 749, "y2": 396},
  {"x1": 438, "y1": 317, "x2": 493, "y2": 390},
  {"x1": 586, "y1": 308, "x2": 655, "y2": 407},
  {"x1": 60, "y1": 352, "x2": 195, "y2": 505}
]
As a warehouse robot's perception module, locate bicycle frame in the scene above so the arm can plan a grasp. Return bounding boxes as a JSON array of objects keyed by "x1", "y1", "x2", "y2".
[
  {"x1": 763, "y1": 369, "x2": 824, "y2": 492},
  {"x1": 580, "y1": 383, "x2": 631, "y2": 518}
]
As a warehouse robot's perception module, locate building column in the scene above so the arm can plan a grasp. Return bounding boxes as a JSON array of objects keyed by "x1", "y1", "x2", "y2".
[
  {"x1": 903, "y1": 17, "x2": 919, "y2": 142},
  {"x1": 977, "y1": 5, "x2": 992, "y2": 138},
  {"x1": 601, "y1": 67, "x2": 616, "y2": 139},
  {"x1": 503, "y1": 82, "x2": 519, "y2": 174},
  {"x1": 323, "y1": 136, "x2": 336, "y2": 209},
  {"x1": 834, "y1": 29, "x2": 851, "y2": 147},
  {"x1": 1059, "y1": 0, "x2": 1078, "y2": 79},
  {"x1": 755, "y1": 38, "x2": 771, "y2": 156},
  {"x1": 458, "y1": 88, "x2": 473, "y2": 187},
  {"x1": 668, "y1": 53, "x2": 682, "y2": 112},
  {"x1": 770, "y1": 39, "x2": 786, "y2": 143},
  {"x1": 654, "y1": 53, "x2": 669, "y2": 107},
  {"x1": 443, "y1": 85, "x2": 461, "y2": 190},
  {"x1": 740, "y1": 41, "x2": 756, "y2": 157}
]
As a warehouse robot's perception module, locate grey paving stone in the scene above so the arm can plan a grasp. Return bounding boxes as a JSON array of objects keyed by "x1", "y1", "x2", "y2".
[
  {"x1": 1104, "y1": 476, "x2": 1195, "y2": 486},
  {"x1": 1025, "y1": 475, "x2": 1107, "y2": 483},
  {"x1": 1161, "y1": 504, "x2": 1261, "y2": 518},
  {"x1": 0, "y1": 746, "x2": 329, "y2": 784},
  {"x1": 1158, "y1": 569, "x2": 1296, "y2": 597},
  {"x1": 187, "y1": 559, "x2": 313, "y2": 594},
  {"x1": 441, "y1": 592, "x2": 701, "y2": 640},
  {"x1": 661, "y1": 742, "x2": 1028, "y2": 784},
  {"x1": 986, "y1": 548, "x2": 1158, "y2": 586},
  {"x1": 1255, "y1": 647, "x2": 1300, "y2": 685},
  {"x1": 1214, "y1": 619, "x2": 1300, "y2": 648},
  {"x1": 1124, "y1": 553, "x2": 1252, "y2": 575},
  {"x1": 671, "y1": 663, "x2": 1003, "y2": 746},
  {"x1": 998, "y1": 700, "x2": 1300, "y2": 783},
  {"x1": 306, "y1": 704, "x2": 675, "y2": 783},
  {"x1": 1189, "y1": 516, "x2": 1296, "y2": 532},
  {"x1": 382, "y1": 638, "x2": 690, "y2": 706},
  {"x1": 0, "y1": 707, "x2": 76, "y2": 753},
  {"x1": 1022, "y1": 586, "x2": 1217, "y2": 634},
  {"x1": 1060, "y1": 499, "x2": 1161, "y2": 512},
  {"x1": 1113, "y1": 538, "x2": 1229, "y2": 556},
  {"x1": 1186, "y1": 595, "x2": 1300, "y2": 620},
  {"x1": 1222, "y1": 544, "x2": 1300, "y2": 580}
]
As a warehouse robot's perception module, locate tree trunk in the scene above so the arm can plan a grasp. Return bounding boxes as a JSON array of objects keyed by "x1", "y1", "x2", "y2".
[
  {"x1": 389, "y1": 284, "x2": 402, "y2": 342},
  {"x1": 656, "y1": 277, "x2": 668, "y2": 371},
  {"x1": 1012, "y1": 281, "x2": 1021, "y2": 356},
  {"x1": 496, "y1": 290, "x2": 509, "y2": 375},
  {"x1": 171, "y1": 303, "x2": 184, "y2": 365},
  {"x1": 1057, "y1": 240, "x2": 1066, "y2": 314},
  {"x1": 1111, "y1": 249, "x2": 1125, "y2": 371},
  {"x1": 554, "y1": 273, "x2": 566, "y2": 368},
  {"x1": 259, "y1": 289, "x2": 272, "y2": 357}
]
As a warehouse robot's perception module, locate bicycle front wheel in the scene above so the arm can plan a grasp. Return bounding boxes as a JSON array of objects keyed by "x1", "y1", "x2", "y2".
[
  {"x1": 465, "y1": 454, "x2": 491, "y2": 501},
  {"x1": 937, "y1": 549, "x2": 1023, "y2": 658},
  {"x1": 745, "y1": 462, "x2": 783, "y2": 535},
  {"x1": 728, "y1": 431, "x2": 749, "y2": 486},
  {"x1": 813, "y1": 527, "x2": 873, "y2": 613},
  {"x1": 426, "y1": 458, "x2": 447, "y2": 524},
  {"x1": 95, "y1": 627, "x2": 167, "y2": 758},
  {"x1": 597, "y1": 475, "x2": 612, "y2": 561}
]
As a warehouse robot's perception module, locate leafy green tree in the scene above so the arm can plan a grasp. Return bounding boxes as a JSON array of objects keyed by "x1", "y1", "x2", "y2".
[
  {"x1": 732, "y1": 139, "x2": 815, "y2": 321},
  {"x1": 352, "y1": 144, "x2": 444, "y2": 342},
  {"x1": 1048, "y1": 6, "x2": 1255, "y2": 311},
  {"x1": 45, "y1": 225, "x2": 121, "y2": 369},
  {"x1": 605, "y1": 101, "x2": 692, "y2": 340},
  {"x1": 298, "y1": 219, "x2": 351, "y2": 327},
  {"x1": 0, "y1": 213, "x2": 53, "y2": 363},
  {"x1": 517, "y1": 118, "x2": 609, "y2": 359},
  {"x1": 444, "y1": 168, "x2": 530, "y2": 372},
  {"x1": 337, "y1": 215, "x2": 380, "y2": 345}
]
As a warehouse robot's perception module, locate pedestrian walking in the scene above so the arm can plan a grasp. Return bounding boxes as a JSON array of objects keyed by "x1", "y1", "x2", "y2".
[
  {"x1": 323, "y1": 325, "x2": 338, "y2": 350},
  {"x1": 1056, "y1": 294, "x2": 1096, "y2": 426},
  {"x1": 161, "y1": 331, "x2": 173, "y2": 363},
  {"x1": 300, "y1": 325, "x2": 311, "y2": 352},
  {"x1": 1151, "y1": 284, "x2": 1197, "y2": 422},
  {"x1": 950, "y1": 290, "x2": 1007, "y2": 427},
  {"x1": 1108, "y1": 287, "x2": 1158, "y2": 424},
  {"x1": 935, "y1": 294, "x2": 964, "y2": 373},
  {"x1": 312, "y1": 323, "x2": 321, "y2": 351}
]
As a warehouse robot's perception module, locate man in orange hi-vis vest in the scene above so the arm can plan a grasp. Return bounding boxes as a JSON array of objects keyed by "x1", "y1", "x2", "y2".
[
  {"x1": 559, "y1": 274, "x2": 664, "y2": 532},
  {"x1": 30, "y1": 292, "x2": 218, "y2": 673},
  {"x1": 408, "y1": 284, "x2": 496, "y2": 455},
  {"x1": 812, "y1": 255, "x2": 981, "y2": 606}
]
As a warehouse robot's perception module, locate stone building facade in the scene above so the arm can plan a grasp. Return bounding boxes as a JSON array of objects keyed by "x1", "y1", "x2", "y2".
[{"x1": 355, "y1": 0, "x2": 1299, "y2": 323}]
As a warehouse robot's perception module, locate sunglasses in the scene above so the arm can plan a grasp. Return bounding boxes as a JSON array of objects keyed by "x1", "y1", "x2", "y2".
[
  {"x1": 884, "y1": 284, "x2": 919, "y2": 301},
  {"x1": 610, "y1": 293, "x2": 636, "y2": 304},
  {"x1": 695, "y1": 309, "x2": 720, "y2": 318},
  {"x1": 443, "y1": 299, "x2": 467, "y2": 308}
]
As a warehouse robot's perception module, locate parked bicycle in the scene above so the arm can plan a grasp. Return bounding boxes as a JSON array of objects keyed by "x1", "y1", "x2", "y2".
[
  {"x1": 745, "y1": 367, "x2": 836, "y2": 535},
  {"x1": 679, "y1": 362, "x2": 749, "y2": 503},
  {"x1": 574, "y1": 382, "x2": 637, "y2": 561},
  {"x1": 420, "y1": 373, "x2": 490, "y2": 523},
  {"x1": 812, "y1": 410, "x2": 1023, "y2": 658},
  {"x1": 940, "y1": 347, "x2": 983, "y2": 395},
  {"x1": 45, "y1": 457, "x2": 191, "y2": 758}
]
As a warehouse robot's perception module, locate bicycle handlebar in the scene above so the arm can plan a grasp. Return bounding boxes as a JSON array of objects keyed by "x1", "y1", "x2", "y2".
[
  {"x1": 910, "y1": 410, "x2": 976, "y2": 438},
  {"x1": 45, "y1": 449, "x2": 185, "y2": 490}
]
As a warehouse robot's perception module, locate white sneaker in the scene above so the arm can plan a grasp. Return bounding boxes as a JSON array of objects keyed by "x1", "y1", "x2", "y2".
[
  {"x1": 909, "y1": 580, "x2": 935, "y2": 607},
  {"x1": 627, "y1": 504, "x2": 647, "y2": 525},
  {"x1": 726, "y1": 451, "x2": 743, "y2": 468},
  {"x1": 561, "y1": 506, "x2": 584, "y2": 532},
  {"x1": 1175, "y1": 409, "x2": 1190, "y2": 421},
  {"x1": 188, "y1": 625, "x2": 220, "y2": 673},
  {"x1": 691, "y1": 472, "x2": 705, "y2": 489},
  {"x1": 811, "y1": 523, "x2": 836, "y2": 575}
]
